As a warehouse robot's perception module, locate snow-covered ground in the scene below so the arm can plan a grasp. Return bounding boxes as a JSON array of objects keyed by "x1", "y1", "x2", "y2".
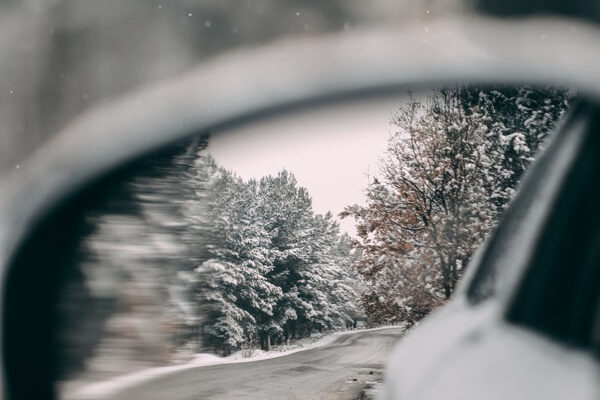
[{"x1": 64, "y1": 325, "x2": 402, "y2": 400}]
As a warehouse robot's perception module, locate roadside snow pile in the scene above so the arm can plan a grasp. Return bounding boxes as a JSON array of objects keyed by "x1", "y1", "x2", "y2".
[
  {"x1": 65, "y1": 326, "x2": 402, "y2": 400},
  {"x1": 187, "y1": 353, "x2": 223, "y2": 365},
  {"x1": 226, "y1": 333, "x2": 339, "y2": 362}
]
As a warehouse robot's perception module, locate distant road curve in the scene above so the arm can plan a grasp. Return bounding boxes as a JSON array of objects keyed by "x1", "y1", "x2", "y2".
[{"x1": 81, "y1": 327, "x2": 404, "y2": 400}]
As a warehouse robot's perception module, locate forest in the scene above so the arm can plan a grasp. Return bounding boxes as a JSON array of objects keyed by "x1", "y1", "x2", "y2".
[{"x1": 189, "y1": 156, "x2": 360, "y2": 354}]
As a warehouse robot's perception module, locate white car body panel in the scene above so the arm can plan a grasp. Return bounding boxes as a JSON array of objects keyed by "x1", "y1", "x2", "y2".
[{"x1": 383, "y1": 298, "x2": 600, "y2": 400}]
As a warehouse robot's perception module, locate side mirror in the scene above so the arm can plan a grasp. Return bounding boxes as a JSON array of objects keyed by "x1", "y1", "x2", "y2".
[{"x1": 0, "y1": 83, "x2": 573, "y2": 399}]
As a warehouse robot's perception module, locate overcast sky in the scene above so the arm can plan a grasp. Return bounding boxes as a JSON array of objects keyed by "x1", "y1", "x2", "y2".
[{"x1": 209, "y1": 95, "x2": 409, "y2": 236}]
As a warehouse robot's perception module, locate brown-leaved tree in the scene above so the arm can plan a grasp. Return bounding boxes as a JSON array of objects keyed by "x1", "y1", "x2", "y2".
[{"x1": 342, "y1": 86, "x2": 570, "y2": 326}]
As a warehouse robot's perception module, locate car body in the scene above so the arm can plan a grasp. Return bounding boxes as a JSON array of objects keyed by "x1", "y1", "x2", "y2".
[{"x1": 1, "y1": 8, "x2": 600, "y2": 400}]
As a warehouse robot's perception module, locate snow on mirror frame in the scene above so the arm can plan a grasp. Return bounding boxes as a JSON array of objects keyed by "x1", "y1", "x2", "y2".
[{"x1": 5, "y1": 84, "x2": 572, "y2": 400}]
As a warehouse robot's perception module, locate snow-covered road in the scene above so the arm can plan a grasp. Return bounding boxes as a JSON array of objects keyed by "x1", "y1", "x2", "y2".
[{"x1": 69, "y1": 327, "x2": 404, "y2": 400}]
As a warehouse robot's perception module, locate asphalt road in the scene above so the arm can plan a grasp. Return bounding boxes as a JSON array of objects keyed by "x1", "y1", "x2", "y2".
[{"x1": 106, "y1": 327, "x2": 403, "y2": 400}]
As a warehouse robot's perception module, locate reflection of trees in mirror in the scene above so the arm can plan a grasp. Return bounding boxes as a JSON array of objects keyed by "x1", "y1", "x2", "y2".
[
  {"x1": 59, "y1": 85, "x2": 571, "y2": 391},
  {"x1": 341, "y1": 85, "x2": 570, "y2": 326}
]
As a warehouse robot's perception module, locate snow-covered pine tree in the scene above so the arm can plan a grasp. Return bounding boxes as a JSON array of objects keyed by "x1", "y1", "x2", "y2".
[
  {"x1": 456, "y1": 85, "x2": 571, "y2": 213},
  {"x1": 194, "y1": 170, "x2": 281, "y2": 355},
  {"x1": 194, "y1": 166, "x2": 358, "y2": 353},
  {"x1": 256, "y1": 170, "x2": 316, "y2": 347},
  {"x1": 256, "y1": 172, "x2": 359, "y2": 345},
  {"x1": 306, "y1": 213, "x2": 359, "y2": 331}
]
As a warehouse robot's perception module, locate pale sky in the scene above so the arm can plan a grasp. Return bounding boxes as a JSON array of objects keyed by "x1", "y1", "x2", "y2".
[{"x1": 209, "y1": 95, "x2": 409, "y2": 236}]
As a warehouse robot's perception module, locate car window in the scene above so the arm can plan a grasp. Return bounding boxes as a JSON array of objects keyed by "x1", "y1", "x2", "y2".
[{"x1": 506, "y1": 107, "x2": 600, "y2": 351}]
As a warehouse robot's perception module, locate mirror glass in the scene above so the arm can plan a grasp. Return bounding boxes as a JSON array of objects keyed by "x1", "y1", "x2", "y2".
[{"x1": 52, "y1": 85, "x2": 571, "y2": 400}]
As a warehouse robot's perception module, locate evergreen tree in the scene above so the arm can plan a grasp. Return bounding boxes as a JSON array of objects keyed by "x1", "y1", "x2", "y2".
[
  {"x1": 195, "y1": 171, "x2": 281, "y2": 355},
  {"x1": 257, "y1": 170, "x2": 315, "y2": 347},
  {"x1": 195, "y1": 168, "x2": 359, "y2": 352}
]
